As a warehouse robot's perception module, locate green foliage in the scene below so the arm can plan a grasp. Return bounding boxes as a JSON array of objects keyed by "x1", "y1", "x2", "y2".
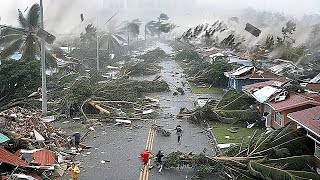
[
  {"x1": 249, "y1": 161, "x2": 296, "y2": 180},
  {"x1": 265, "y1": 155, "x2": 315, "y2": 171},
  {"x1": 282, "y1": 21, "x2": 296, "y2": 39},
  {"x1": 264, "y1": 35, "x2": 275, "y2": 50},
  {"x1": 175, "y1": 49, "x2": 201, "y2": 62},
  {"x1": 191, "y1": 90, "x2": 257, "y2": 124},
  {"x1": 145, "y1": 13, "x2": 173, "y2": 39},
  {"x1": 277, "y1": 20, "x2": 297, "y2": 46},
  {"x1": 217, "y1": 89, "x2": 255, "y2": 110},
  {"x1": 164, "y1": 124, "x2": 319, "y2": 179},
  {"x1": 164, "y1": 152, "x2": 224, "y2": 176},
  {"x1": 277, "y1": 44, "x2": 306, "y2": 62},
  {"x1": 310, "y1": 24, "x2": 320, "y2": 38},
  {"x1": 80, "y1": 24, "x2": 97, "y2": 47},
  {"x1": 191, "y1": 154, "x2": 224, "y2": 176},
  {"x1": 136, "y1": 48, "x2": 167, "y2": 61},
  {"x1": 196, "y1": 61, "x2": 233, "y2": 87},
  {"x1": 215, "y1": 110, "x2": 258, "y2": 123},
  {"x1": 0, "y1": 3, "x2": 57, "y2": 67},
  {"x1": 163, "y1": 151, "x2": 185, "y2": 168},
  {"x1": 0, "y1": 59, "x2": 40, "y2": 104},
  {"x1": 49, "y1": 72, "x2": 169, "y2": 114},
  {"x1": 121, "y1": 61, "x2": 161, "y2": 76}
]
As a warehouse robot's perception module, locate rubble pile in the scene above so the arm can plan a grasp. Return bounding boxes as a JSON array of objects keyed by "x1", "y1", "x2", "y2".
[{"x1": 1, "y1": 107, "x2": 68, "y2": 149}]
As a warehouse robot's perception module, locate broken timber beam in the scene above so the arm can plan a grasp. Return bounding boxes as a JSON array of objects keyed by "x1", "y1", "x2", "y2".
[
  {"x1": 210, "y1": 156, "x2": 264, "y2": 162},
  {"x1": 87, "y1": 100, "x2": 110, "y2": 114},
  {"x1": 176, "y1": 113, "x2": 192, "y2": 118}
]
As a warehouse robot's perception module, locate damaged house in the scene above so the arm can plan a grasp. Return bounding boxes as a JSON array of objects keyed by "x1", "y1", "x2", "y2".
[
  {"x1": 224, "y1": 66, "x2": 281, "y2": 92},
  {"x1": 243, "y1": 79, "x2": 320, "y2": 129},
  {"x1": 287, "y1": 106, "x2": 320, "y2": 172},
  {"x1": 244, "y1": 80, "x2": 320, "y2": 172}
]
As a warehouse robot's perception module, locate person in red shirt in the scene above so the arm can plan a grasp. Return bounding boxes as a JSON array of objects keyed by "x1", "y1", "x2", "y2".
[{"x1": 140, "y1": 149, "x2": 154, "y2": 165}]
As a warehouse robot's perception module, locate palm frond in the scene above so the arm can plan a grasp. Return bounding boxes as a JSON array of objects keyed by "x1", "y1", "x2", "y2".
[
  {"x1": 287, "y1": 170, "x2": 320, "y2": 179},
  {"x1": 249, "y1": 161, "x2": 296, "y2": 180},
  {"x1": 27, "y1": 4, "x2": 40, "y2": 28},
  {"x1": 0, "y1": 34, "x2": 23, "y2": 46},
  {"x1": 1, "y1": 27, "x2": 25, "y2": 36},
  {"x1": 18, "y1": 9, "x2": 29, "y2": 28},
  {"x1": 273, "y1": 122, "x2": 294, "y2": 140},
  {"x1": 112, "y1": 34, "x2": 126, "y2": 43},
  {"x1": 269, "y1": 129, "x2": 303, "y2": 148},
  {"x1": 246, "y1": 130, "x2": 259, "y2": 155},
  {"x1": 22, "y1": 35, "x2": 40, "y2": 61},
  {"x1": 250, "y1": 128, "x2": 283, "y2": 155},
  {"x1": 110, "y1": 36, "x2": 121, "y2": 50},
  {"x1": 250, "y1": 136, "x2": 308, "y2": 156},
  {"x1": 265, "y1": 155, "x2": 315, "y2": 171},
  {"x1": 0, "y1": 38, "x2": 23, "y2": 59}
]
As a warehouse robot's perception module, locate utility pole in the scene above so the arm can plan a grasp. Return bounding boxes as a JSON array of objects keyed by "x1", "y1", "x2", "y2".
[
  {"x1": 40, "y1": 0, "x2": 47, "y2": 115},
  {"x1": 96, "y1": 35, "x2": 99, "y2": 72}
]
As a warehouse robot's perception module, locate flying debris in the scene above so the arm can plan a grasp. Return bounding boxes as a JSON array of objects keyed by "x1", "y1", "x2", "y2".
[
  {"x1": 80, "y1": 13, "x2": 84, "y2": 22},
  {"x1": 245, "y1": 23, "x2": 261, "y2": 37}
]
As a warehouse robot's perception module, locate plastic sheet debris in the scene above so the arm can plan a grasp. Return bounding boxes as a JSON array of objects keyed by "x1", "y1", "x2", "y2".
[
  {"x1": 142, "y1": 109, "x2": 154, "y2": 115},
  {"x1": 41, "y1": 116, "x2": 55, "y2": 122}
]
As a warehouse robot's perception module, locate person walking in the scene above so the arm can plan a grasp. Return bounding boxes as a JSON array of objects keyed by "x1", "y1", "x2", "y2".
[
  {"x1": 68, "y1": 163, "x2": 80, "y2": 180},
  {"x1": 175, "y1": 125, "x2": 183, "y2": 144},
  {"x1": 140, "y1": 149, "x2": 154, "y2": 165},
  {"x1": 156, "y1": 150, "x2": 164, "y2": 173}
]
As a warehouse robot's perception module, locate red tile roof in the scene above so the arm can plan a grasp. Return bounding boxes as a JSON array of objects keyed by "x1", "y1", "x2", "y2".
[
  {"x1": 32, "y1": 149, "x2": 56, "y2": 166},
  {"x1": 0, "y1": 146, "x2": 28, "y2": 167},
  {"x1": 267, "y1": 93, "x2": 320, "y2": 112},
  {"x1": 306, "y1": 83, "x2": 320, "y2": 91},
  {"x1": 288, "y1": 106, "x2": 320, "y2": 136}
]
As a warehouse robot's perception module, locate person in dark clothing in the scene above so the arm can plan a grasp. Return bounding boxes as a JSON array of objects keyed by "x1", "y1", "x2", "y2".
[
  {"x1": 69, "y1": 105, "x2": 75, "y2": 119},
  {"x1": 174, "y1": 125, "x2": 183, "y2": 144},
  {"x1": 72, "y1": 132, "x2": 81, "y2": 149},
  {"x1": 156, "y1": 151, "x2": 164, "y2": 173}
]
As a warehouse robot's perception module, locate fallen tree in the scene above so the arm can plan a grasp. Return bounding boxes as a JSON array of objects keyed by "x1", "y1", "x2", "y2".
[
  {"x1": 191, "y1": 89, "x2": 258, "y2": 124},
  {"x1": 164, "y1": 124, "x2": 319, "y2": 179},
  {"x1": 47, "y1": 72, "x2": 169, "y2": 120}
]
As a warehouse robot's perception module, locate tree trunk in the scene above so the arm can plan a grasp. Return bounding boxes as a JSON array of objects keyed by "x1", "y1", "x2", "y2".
[{"x1": 87, "y1": 100, "x2": 110, "y2": 114}]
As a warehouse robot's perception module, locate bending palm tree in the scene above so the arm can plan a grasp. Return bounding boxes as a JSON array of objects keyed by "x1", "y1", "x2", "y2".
[
  {"x1": 99, "y1": 24, "x2": 126, "y2": 54},
  {"x1": 0, "y1": 4, "x2": 57, "y2": 67}
]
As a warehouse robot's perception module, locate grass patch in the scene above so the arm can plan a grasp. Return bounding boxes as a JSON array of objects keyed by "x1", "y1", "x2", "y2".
[
  {"x1": 212, "y1": 122, "x2": 261, "y2": 144},
  {"x1": 189, "y1": 82, "x2": 223, "y2": 94}
]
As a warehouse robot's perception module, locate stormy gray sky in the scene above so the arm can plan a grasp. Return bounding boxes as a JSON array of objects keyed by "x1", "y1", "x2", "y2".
[{"x1": 1, "y1": 0, "x2": 320, "y2": 35}]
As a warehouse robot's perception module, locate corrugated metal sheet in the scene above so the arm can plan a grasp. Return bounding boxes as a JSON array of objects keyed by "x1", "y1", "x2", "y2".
[
  {"x1": 0, "y1": 133, "x2": 9, "y2": 144},
  {"x1": 253, "y1": 86, "x2": 279, "y2": 103},
  {"x1": 0, "y1": 146, "x2": 28, "y2": 167},
  {"x1": 32, "y1": 149, "x2": 56, "y2": 166}
]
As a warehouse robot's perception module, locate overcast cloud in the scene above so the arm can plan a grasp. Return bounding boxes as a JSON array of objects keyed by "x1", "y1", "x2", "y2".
[{"x1": 0, "y1": 0, "x2": 319, "y2": 35}]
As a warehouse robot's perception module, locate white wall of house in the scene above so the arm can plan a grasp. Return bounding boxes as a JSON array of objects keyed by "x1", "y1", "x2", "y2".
[{"x1": 263, "y1": 104, "x2": 272, "y2": 127}]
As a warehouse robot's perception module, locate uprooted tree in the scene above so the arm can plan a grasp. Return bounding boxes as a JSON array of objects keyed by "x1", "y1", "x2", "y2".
[
  {"x1": 191, "y1": 89, "x2": 258, "y2": 124},
  {"x1": 164, "y1": 124, "x2": 320, "y2": 179}
]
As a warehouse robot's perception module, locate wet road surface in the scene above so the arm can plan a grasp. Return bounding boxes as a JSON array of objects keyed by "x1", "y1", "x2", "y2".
[{"x1": 62, "y1": 58, "x2": 224, "y2": 180}]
